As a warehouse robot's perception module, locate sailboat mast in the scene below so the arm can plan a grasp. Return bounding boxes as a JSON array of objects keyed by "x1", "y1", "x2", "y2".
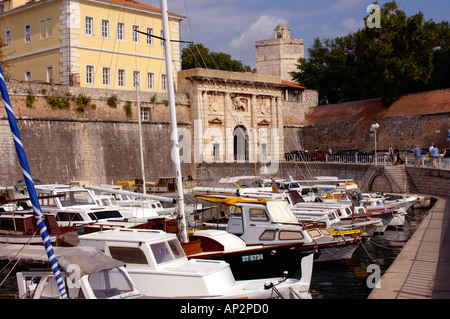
[
  {"x1": 160, "y1": 0, "x2": 188, "y2": 243},
  {"x1": 136, "y1": 84, "x2": 146, "y2": 194}
]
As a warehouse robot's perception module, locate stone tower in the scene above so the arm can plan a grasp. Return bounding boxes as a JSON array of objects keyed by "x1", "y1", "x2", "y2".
[{"x1": 255, "y1": 24, "x2": 304, "y2": 81}]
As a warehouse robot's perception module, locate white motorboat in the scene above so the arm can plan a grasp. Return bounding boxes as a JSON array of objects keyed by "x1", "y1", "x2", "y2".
[
  {"x1": 78, "y1": 228, "x2": 313, "y2": 299},
  {"x1": 193, "y1": 197, "x2": 360, "y2": 265},
  {"x1": 0, "y1": 245, "x2": 143, "y2": 299}
]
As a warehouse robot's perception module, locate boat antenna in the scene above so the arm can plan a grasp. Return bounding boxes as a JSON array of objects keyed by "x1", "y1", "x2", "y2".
[
  {"x1": 161, "y1": 0, "x2": 188, "y2": 243},
  {"x1": 0, "y1": 65, "x2": 68, "y2": 299}
]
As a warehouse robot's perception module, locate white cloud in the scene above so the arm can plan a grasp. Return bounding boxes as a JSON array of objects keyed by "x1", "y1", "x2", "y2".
[
  {"x1": 342, "y1": 18, "x2": 365, "y2": 31},
  {"x1": 230, "y1": 15, "x2": 288, "y2": 63}
]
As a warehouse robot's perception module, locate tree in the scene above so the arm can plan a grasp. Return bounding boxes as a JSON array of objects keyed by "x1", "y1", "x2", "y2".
[
  {"x1": 182, "y1": 43, "x2": 252, "y2": 72},
  {"x1": 290, "y1": 1, "x2": 449, "y2": 106},
  {"x1": 0, "y1": 38, "x2": 10, "y2": 74}
]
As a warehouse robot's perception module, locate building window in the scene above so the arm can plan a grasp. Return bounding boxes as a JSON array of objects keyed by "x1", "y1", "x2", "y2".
[
  {"x1": 86, "y1": 65, "x2": 94, "y2": 84},
  {"x1": 147, "y1": 72, "x2": 154, "y2": 90},
  {"x1": 160, "y1": 30, "x2": 164, "y2": 46},
  {"x1": 132, "y1": 25, "x2": 139, "y2": 43},
  {"x1": 46, "y1": 66, "x2": 53, "y2": 84},
  {"x1": 24, "y1": 24, "x2": 31, "y2": 43},
  {"x1": 102, "y1": 67, "x2": 110, "y2": 86},
  {"x1": 117, "y1": 22, "x2": 124, "y2": 40},
  {"x1": 161, "y1": 74, "x2": 167, "y2": 90},
  {"x1": 101, "y1": 19, "x2": 109, "y2": 38},
  {"x1": 213, "y1": 143, "x2": 220, "y2": 162},
  {"x1": 118, "y1": 69, "x2": 125, "y2": 87},
  {"x1": 40, "y1": 17, "x2": 53, "y2": 39},
  {"x1": 85, "y1": 17, "x2": 93, "y2": 36},
  {"x1": 284, "y1": 88, "x2": 303, "y2": 102},
  {"x1": 260, "y1": 143, "x2": 267, "y2": 162},
  {"x1": 25, "y1": 70, "x2": 31, "y2": 81},
  {"x1": 146, "y1": 28, "x2": 153, "y2": 45},
  {"x1": 141, "y1": 107, "x2": 151, "y2": 121},
  {"x1": 133, "y1": 71, "x2": 140, "y2": 88},
  {"x1": 5, "y1": 30, "x2": 11, "y2": 48}
]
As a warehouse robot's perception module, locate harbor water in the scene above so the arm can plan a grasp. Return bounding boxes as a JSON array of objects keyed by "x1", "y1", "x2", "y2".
[
  {"x1": 309, "y1": 204, "x2": 431, "y2": 299},
  {"x1": 0, "y1": 204, "x2": 432, "y2": 299}
]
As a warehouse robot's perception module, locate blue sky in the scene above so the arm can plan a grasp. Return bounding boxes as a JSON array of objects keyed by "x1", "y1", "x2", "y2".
[{"x1": 144, "y1": 0, "x2": 450, "y2": 68}]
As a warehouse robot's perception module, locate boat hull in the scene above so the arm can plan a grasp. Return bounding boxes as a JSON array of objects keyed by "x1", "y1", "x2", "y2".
[
  {"x1": 188, "y1": 241, "x2": 310, "y2": 280},
  {"x1": 188, "y1": 235, "x2": 359, "y2": 280}
]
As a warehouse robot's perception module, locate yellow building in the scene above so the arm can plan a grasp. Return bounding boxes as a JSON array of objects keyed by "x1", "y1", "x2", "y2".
[{"x1": 0, "y1": 0, "x2": 184, "y2": 92}]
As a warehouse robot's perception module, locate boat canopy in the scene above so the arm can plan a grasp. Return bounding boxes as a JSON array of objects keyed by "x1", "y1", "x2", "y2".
[
  {"x1": 0, "y1": 245, "x2": 124, "y2": 276},
  {"x1": 196, "y1": 196, "x2": 267, "y2": 206},
  {"x1": 266, "y1": 201, "x2": 299, "y2": 223}
]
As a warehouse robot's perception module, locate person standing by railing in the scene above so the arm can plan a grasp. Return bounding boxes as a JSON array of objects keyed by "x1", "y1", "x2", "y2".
[
  {"x1": 430, "y1": 144, "x2": 439, "y2": 168},
  {"x1": 413, "y1": 145, "x2": 422, "y2": 167},
  {"x1": 442, "y1": 147, "x2": 450, "y2": 168},
  {"x1": 388, "y1": 145, "x2": 394, "y2": 164}
]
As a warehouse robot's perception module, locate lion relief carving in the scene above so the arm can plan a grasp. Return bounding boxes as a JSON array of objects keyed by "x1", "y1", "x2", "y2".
[{"x1": 233, "y1": 97, "x2": 247, "y2": 112}]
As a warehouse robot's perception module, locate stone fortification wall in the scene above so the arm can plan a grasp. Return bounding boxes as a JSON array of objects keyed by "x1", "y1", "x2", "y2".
[
  {"x1": 2, "y1": 80, "x2": 190, "y2": 122},
  {"x1": 298, "y1": 89, "x2": 450, "y2": 153},
  {"x1": 0, "y1": 81, "x2": 193, "y2": 186},
  {"x1": 0, "y1": 117, "x2": 192, "y2": 186}
]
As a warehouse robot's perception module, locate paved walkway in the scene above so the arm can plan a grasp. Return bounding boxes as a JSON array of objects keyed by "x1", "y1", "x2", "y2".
[{"x1": 368, "y1": 196, "x2": 450, "y2": 299}]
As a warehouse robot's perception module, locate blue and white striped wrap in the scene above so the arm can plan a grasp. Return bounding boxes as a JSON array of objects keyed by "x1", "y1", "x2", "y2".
[{"x1": 0, "y1": 65, "x2": 68, "y2": 299}]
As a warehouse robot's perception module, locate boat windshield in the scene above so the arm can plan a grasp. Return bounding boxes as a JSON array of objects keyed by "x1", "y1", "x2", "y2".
[
  {"x1": 150, "y1": 239, "x2": 185, "y2": 264},
  {"x1": 88, "y1": 268, "x2": 134, "y2": 299},
  {"x1": 59, "y1": 191, "x2": 96, "y2": 207}
]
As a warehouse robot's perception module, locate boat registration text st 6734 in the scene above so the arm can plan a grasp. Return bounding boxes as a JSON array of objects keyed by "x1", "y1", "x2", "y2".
[{"x1": 241, "y1": 253, "x2": 263, "y2": 262}]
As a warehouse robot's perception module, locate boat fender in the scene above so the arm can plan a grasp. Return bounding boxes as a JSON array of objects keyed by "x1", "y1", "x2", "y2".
[{"x1": 264, "y1": 281, "x2": 284, "y2": 299}]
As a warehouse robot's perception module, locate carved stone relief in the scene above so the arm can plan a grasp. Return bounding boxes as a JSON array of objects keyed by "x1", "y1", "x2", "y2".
[{"x1": 232, "y1": 96, "x2": 248, "y2": 112}]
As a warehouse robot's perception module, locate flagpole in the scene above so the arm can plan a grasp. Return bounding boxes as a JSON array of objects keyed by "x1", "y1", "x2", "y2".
[{"x1": 0, "y1": 65, "x2": 68, "y2": 299}]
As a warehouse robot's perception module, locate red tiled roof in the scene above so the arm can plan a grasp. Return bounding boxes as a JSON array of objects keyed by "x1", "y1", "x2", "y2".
[
  {"x1": 14, "y1": 0, "x2": 183, "y2": 18},
  {"x1": 109, "y1": 0, "x2": 161, "y2": 11},
  {"x1": 100, "y1": 0, "x2": 184, "y2": 18},
  {"x1": 282, "y1": 80, "x2": 305, "y2": 89}
]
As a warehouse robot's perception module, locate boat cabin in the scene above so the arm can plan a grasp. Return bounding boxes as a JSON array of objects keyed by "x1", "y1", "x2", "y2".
[
  {"x1": 78, "y1": 228, "x2": 240, "y2": 297},
  {"x1": 34, "y1": 184, "x2": 125, "y2": 227},
  {"x1": 15, "y1": 246, "x2": 142, "y2": 299},
  {"x1": 226, "y1": 200, "x2": 313, "y2": 245}
]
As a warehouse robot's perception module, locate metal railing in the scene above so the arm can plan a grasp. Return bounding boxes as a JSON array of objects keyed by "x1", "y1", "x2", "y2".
[{"x1": 284, "y1": 153, "x2": 450, "y2": 170}]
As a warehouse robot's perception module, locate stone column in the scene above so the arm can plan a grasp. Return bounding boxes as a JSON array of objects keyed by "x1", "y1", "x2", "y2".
[
  {"x1": 191, "y1": 89, "x2": 203, "y2": 164},
  {"x1": 270, "y1": 96, "x2": 277, "y2": 161},
  {"x1": 224, "y1": 93, "x2": 234, "y2": 163},
  {"x1": 276, "y1": 96, "x2": 284, "y2": 161}
]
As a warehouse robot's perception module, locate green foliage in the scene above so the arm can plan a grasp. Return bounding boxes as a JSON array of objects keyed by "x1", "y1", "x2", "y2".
[
  {"x1": 290, "y1": 1, "x2": 449, "y2": 106},
  {"x1": 123, "y1": 101, "x2": 132, "y2": 117},
  {"x1": 107, "y1": 94, "x2": 118, "y2": 108},
  {"x1": 182, "y1": 43, "x2": 252, "y2": 72},
  {"x1": 25, "y1": 94, "x2": 34, "y2": 108},
  {"x1": 74, "y1": 94, "x2": 91, "y2": 112},
  {"x1": 46, "y1": 95, "x2": 70, "y2": 109}
]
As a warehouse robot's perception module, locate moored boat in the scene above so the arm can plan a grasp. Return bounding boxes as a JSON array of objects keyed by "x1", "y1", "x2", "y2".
[{"x1": 77, "y1": 228, "x2": 314, "y2": 299}]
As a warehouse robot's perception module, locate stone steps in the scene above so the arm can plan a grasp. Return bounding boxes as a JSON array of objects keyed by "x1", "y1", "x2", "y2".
[{"x1": 385, "y1": 165, "x2": 418, "y2": 194}]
